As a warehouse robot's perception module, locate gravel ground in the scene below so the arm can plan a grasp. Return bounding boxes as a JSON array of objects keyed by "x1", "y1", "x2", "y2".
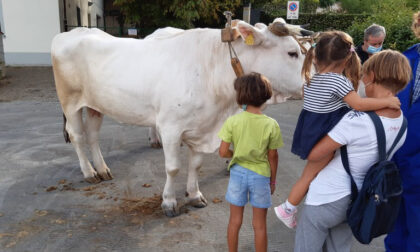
[{"x1": 0, "y1": 67, "x2": 57, "y2": 102}]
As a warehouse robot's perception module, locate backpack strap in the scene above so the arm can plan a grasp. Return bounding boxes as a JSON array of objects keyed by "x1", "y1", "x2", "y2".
[
  {"x1": 366, "y1": 111, "x2": 387, "y2": 161},
  {"x1": 341, "y1": 145, "x2": 359, "y2": 201},
  {"x1": 386, "y1": 116, "x2": 407, "y2": 159}
]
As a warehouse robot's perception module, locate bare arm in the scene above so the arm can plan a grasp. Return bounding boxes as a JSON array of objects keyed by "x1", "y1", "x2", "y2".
[
  {"x1": 218, "y1": 141, "x2": 233, "y2": 158},
  {"x1": 307, "y1": 135, "x2": 342, "y2": 162},
  {"x1": 343, "y1": 91, "x2": 400, "y2": 111},
  {"x1": 268, "y1": 149, "x2": 278, "y2": 194}
]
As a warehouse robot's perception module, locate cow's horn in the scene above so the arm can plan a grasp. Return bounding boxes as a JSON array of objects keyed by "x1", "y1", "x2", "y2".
[
  {"x1": 268, "y1": 23, "x2": 289, "y2": 37},
  {"x1": 300, "y1": 28, "x2": 314, "y2": 36},
  {"x1": 300, "y1": 23, "x2": 310, "y2": 29},
  {"x1": 269, "y1": 22, "x2": 314, "y2": 37}
]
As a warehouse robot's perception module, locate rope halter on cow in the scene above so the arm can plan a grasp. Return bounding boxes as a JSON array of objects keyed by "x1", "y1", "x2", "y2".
[
  {"x1": 221, "y1": 13, "x2": 315, "y2": 78},
  {"x1": 221, "y1": 11, "x2": 244, "y2": 77}
]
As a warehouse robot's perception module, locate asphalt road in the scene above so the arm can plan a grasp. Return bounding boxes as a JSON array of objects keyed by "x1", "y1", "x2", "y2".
[{"x1": 0, "y1": 67, "x2": 385, "y2": 251}]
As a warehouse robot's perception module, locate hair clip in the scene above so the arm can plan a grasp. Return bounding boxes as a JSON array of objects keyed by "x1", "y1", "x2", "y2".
[
  {"x1": 311, "y1": 43, "x2": 317, "y2": 48},
  {"x1": 350, "y1": 46, "x2": 355, "y2": 52}
]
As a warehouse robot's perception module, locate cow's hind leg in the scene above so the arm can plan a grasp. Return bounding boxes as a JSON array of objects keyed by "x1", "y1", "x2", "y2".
[
  {"x1": 85, "y1": 108, "x2": 113, "y2": 181},
  {"x1": 160, "y1": 129, "x2": 182, "y2": 217},
  {"x1": 186, "y1": 148, "x2": 208, "y2": 208},
  {"x1": 65, "y1": 108, "x2": 101, "y2": 183}
]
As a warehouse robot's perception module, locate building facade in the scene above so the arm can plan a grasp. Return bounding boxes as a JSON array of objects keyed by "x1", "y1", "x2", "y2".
[{"x1": 0, "y1": 0, "x2": 104, "y2": 66}]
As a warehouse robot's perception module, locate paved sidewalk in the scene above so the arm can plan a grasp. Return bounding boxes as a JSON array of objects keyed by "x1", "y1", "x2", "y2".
[{"x1": 0, "y1": 67, "x2": 385, "y2": 251}]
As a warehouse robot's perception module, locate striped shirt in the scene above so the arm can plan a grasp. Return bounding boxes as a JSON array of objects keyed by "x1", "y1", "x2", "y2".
[{"x1": 303, "y1": 73, "x2": 354, "y2": 113}]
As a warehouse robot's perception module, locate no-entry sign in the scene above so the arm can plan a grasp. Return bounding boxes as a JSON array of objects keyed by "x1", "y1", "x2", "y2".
[{"x1": 287, "y1": 1, "x2": 299, "y2": 20}]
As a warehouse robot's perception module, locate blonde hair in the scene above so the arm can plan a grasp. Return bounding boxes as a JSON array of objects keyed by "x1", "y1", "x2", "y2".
[
  {"x1": 362, "y1": 49, "x2": 412, "y2": 94},
  {"x1": 301, "y1": 31, "x2": 361, "y2": 89},
  {"x1": 412, "y1": 11, "x2": 420, "y2": 39}
]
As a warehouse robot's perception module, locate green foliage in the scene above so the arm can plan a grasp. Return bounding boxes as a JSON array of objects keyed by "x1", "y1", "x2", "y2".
[
  {"x1": 113, "y1": 0, "x2": 241, "y2": 36},
  {"x1": 341, "y1": 0, "x2": 420, "y2": 14},
  {"x1": 340, "y1": 0, "x2": 376, "y2": 14},
  {"x1": 346, "y1": 0, "x2": 419, "y2": 52},
  {"x1": 262, "y1": 0, "x2": 366, "y2": 32},
  {"x1": 319, "y1": 0, "x2": 336, "y2": 8},
  {"x1": 261, "y1": 12, "x2": 368, "y2": 32},
  {"x1": 248, "y1": 0, "x2": 273, "y2": 8},
  {"x1": 406, "y1": 0, "x2": 420, "y2": 9}
]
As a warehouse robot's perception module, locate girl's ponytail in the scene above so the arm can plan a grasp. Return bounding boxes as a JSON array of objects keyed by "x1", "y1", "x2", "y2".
[
  {"x1": 344, "y1": 50, "x2": 361, "y2": 90},
  {"x1": 301, "y1": 46, "x2": 315, "y2": 86}
]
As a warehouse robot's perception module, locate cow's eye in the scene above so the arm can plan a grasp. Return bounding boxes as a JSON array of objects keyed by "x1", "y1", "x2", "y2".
[{"x1": 288, "y1": 51, "x2": 298, "y2": 58}]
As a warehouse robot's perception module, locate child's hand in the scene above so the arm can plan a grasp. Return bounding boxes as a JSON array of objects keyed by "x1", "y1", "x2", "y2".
[
  {"x1": 270, "y1": 184, "x2": 276, "y2": 195},
  {"x1": 387, "y1": 96, "x2": 401, "y2": 110}
]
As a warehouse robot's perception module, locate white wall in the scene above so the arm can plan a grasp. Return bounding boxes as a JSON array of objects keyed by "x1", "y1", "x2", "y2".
[
  {"x1": 2, "y1": 0, "x2": 61, "y2": 65},
  {"x1": 1, "y1": 0, "x2": 103, "y2": 65}
]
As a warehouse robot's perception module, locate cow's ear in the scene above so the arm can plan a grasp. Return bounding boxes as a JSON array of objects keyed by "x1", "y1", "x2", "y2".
[{"x1": 236, "y1": 21, "x2": 266, "y2": 46}]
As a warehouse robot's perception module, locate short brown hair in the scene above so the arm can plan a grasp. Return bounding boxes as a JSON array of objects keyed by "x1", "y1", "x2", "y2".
[
  {"x1": 234, "y1": 72, "x2": 272, "y2": 107},
  {"x1": 302, "y1": 31, "x2": 361, "y2": 89},
  {"x1": 362, "y1": 49, "x2": 412, "y2": 93}
]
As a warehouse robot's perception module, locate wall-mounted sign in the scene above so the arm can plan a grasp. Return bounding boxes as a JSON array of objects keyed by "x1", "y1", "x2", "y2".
[{"x1": 128, "y1": 28, "x2": 137, "y2": 36}]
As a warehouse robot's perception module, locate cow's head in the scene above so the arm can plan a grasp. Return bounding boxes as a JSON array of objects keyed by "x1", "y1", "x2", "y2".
[{"x1": 233, "y1": 18, "x2": 313, "y2": 103}]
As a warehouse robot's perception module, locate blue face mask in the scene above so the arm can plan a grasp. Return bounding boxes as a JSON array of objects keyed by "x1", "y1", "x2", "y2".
[{"x1": 367, "y1": 45, "x2": 382, "y2": 54}]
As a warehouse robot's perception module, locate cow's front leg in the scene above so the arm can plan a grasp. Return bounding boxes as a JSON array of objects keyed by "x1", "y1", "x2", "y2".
[
  {"x1": 148, "y1": 126, "x2": 162, "y2": 148},
  {"x1": 160, "y1": 130, "x2": 182, "y2": 217},
  {"x1": 186, "y1": 148, "x2": 207, "y2": 208}
]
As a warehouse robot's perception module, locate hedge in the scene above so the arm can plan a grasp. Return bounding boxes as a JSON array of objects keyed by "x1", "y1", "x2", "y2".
[
  {"x1": 261, "y1": 0, "x2": 419, "y2": 52},
  {"x1": 260, "y1": 12, "x2": 370, "y2": 33}
]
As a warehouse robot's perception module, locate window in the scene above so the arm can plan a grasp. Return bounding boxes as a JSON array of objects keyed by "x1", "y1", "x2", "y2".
[{"x1": 77, "y1": 7, "x2": 81, "y2": 27}]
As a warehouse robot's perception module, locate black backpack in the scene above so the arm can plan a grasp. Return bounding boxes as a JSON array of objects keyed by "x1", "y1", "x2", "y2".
[{"x1": 341, "y1": 111, "x2": 407, "y2": 244}]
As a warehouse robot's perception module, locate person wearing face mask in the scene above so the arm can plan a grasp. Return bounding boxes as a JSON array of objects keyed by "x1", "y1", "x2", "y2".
[{"x1": 355, "y1": 24, "x2": 386, "y2": 64}]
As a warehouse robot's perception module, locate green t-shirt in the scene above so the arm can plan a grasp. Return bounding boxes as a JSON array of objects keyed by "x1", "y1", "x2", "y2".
[{"x1": 218, "y1": 111, "x2": 284, "y2": 177}]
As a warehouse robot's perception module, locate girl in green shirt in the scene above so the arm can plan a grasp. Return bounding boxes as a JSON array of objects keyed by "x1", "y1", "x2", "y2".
[{"x1": 218, "y1": 72, "x2": 284, "y2": 252}]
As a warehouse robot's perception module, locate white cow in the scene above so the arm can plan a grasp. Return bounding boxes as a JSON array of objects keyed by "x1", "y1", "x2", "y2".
[{"x1": 51, "y1": 18, "x2": 311, "y2": 216}]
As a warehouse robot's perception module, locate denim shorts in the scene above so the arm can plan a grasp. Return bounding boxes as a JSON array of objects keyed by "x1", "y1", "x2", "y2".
[{"x1": 225, "y1": 164, "x2": 272, "y2": 208}]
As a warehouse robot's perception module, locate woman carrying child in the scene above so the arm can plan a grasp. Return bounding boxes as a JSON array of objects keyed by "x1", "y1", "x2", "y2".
[
  {"x1": 274, "y1": 31, "x2": 401, "y2": 228},
  {"x1": 294, "y1": 50, "x2": 411, "y2": 251},
  {"x1": 218, "y1": 73, "x2": 284, "y2": 252}
]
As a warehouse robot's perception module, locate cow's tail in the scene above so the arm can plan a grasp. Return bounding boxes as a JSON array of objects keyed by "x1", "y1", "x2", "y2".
[{"x1": 63, "y1": 114, "x2": 71, "y2": 143}]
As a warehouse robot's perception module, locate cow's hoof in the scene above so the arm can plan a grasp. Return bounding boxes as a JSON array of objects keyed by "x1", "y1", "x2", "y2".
[
  {"x1": 98, "y1": 170, "x2": 113, "y2": 181},
  {"x1": 150, "y1": 142, "x2": 162, "y2": 149},
  {"x1": 188, "y1": 195, "x2": 208, "y2": 208},
  {"x1": 161, "y1": 202, "x2": 179, "y2": 217},
  {"x1": 85, "y1": 174, "x2": 101, "y2": 184}
]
